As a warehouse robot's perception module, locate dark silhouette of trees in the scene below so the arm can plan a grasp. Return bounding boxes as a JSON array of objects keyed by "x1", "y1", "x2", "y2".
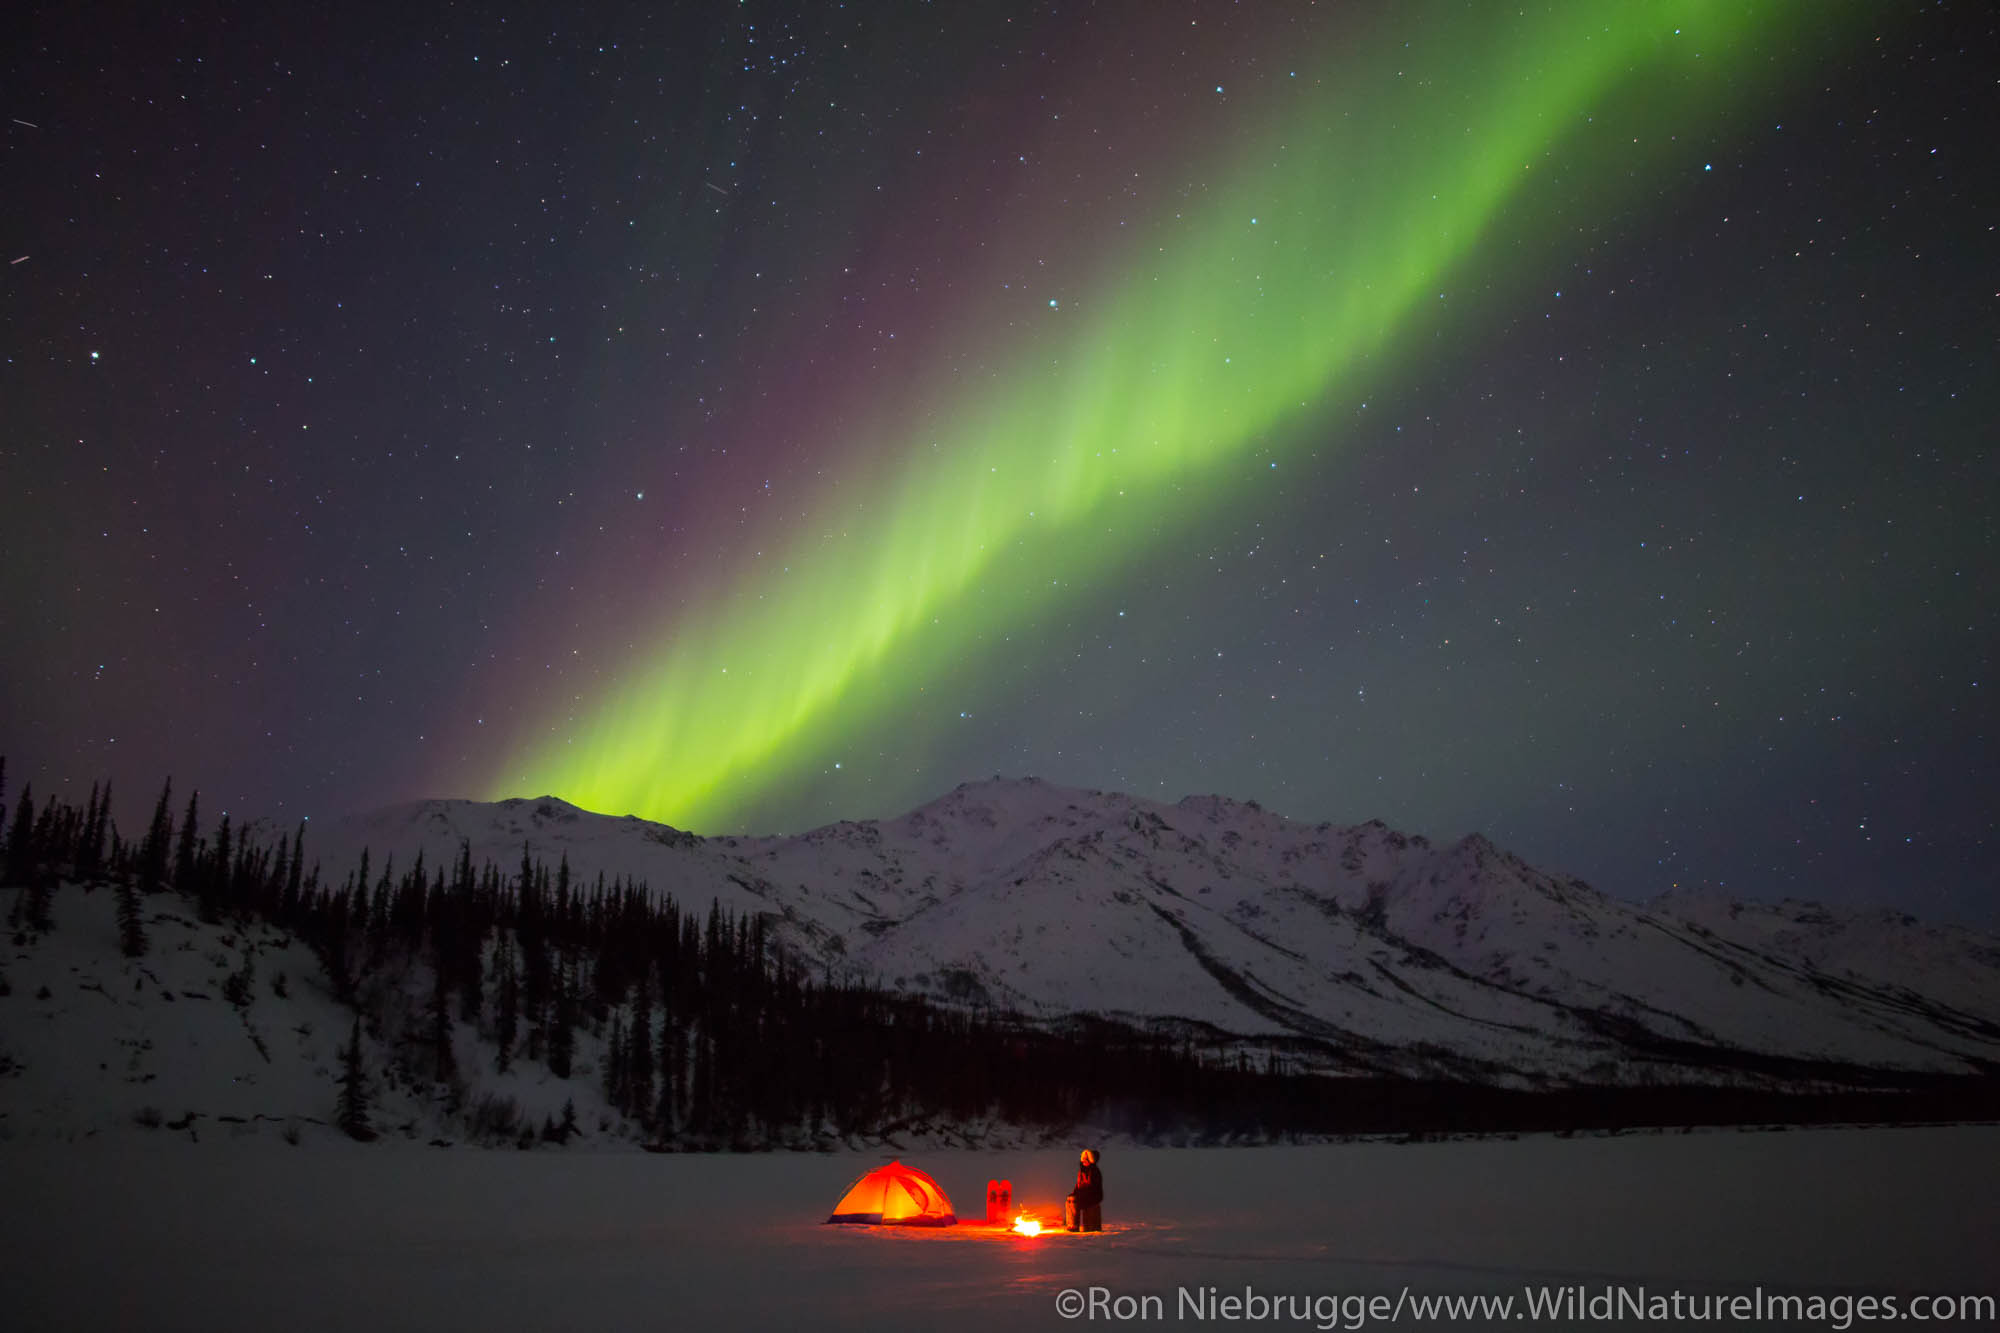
[
  {"x1": 173, "y1": 789, "x2": 200, "y2": 897},
  {"x1": 5, "y1": 784, "x2": 34, "y2": 888},
  {"x1": 428, "y1": 950, "x2": 459, "y2": 1088},
  {"x1": 7, "y1": 784, "x2": 55, "y2": 933},
  {"x1": 337, "y1": 1017, "x2": 375, "y2": 1140},
  {"x1": 627, "y1": 972, "x2": 655, "y2": 1126},
  {"x1": 138, "y1": 780, "x2": 174, "y2": 896},
  {"x1": 492, "y1": 929, "x2": 519, "y2": 1074},
  {"x1": 200, "y1": 813, "x2": 231, "y2": 924},
  {"x1": 547, "y1": 956, "x2": 576, "y2": 1080},
  {"x1": 117, "y1": 880, "x2": 149, "y2": 958},
  {"x1": 76, "y1": 780, "x2": 110, "y2": 879}
]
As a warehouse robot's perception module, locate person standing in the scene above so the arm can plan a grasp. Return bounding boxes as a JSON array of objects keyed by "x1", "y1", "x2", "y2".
[{"x1": 1066, "y1": 1148, "x2": 1104, "y2": 1232}]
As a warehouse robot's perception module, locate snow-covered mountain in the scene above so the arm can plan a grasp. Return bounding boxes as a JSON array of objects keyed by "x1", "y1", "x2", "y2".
[{"x1": 302, "y1": 778, "x2": 2000, "y2": 1086}]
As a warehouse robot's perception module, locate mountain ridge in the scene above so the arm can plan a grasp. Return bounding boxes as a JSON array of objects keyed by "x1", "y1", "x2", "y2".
[{"x1": 286, "y1": 777, "x2": 2000, "y2": 1087}]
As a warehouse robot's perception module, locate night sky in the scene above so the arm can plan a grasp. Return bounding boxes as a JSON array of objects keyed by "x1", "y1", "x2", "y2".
[{"x1": 4, "y1": 1, "x2": 1994, "y2": 925}]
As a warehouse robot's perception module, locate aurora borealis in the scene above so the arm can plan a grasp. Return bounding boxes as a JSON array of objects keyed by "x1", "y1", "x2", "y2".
[
  {"x1": 488, "y1": 0, "x2": 1848, "y2": 827},
  {"x1": 3, "y1": 0, "x2": 1994, "y2": 923}
]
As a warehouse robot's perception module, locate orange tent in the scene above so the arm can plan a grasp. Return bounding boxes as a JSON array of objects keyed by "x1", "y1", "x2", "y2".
[{"x1": 825, "y1": 1161, "x2": 957, "y2": 1226}]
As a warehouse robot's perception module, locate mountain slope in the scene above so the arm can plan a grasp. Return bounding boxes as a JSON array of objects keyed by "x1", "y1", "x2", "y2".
[{"x1": 300, "y1": 779, "x2": 2000, "y2": 1085}]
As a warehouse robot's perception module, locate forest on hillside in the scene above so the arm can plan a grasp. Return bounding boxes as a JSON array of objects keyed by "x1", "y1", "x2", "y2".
[{"x1": 4, "y1": 760, "x2": 1994, "y2": 1146}]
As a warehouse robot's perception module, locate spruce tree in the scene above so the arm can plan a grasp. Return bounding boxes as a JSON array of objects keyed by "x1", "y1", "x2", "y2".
[
  {"x1": 493, "y1": 931, "x2": 519, "y2": 1074},
  {"x1": 429, "y1": 955, "x2": 457, "y2": 1085},
  {"x1": 629, "y1": 979, "x2": 655, "y2": 1128},
  {"x1": 455, "y1": 917, "x2": 483, "y2": 1025},
  {"x1": 117, "y1": 879, "x2": 148, "y2": 957},
  {"x1": 94, "y1": 779, "x2": 113, "y2": 862},
  {"x1": 16, "y1": 788, "x2": 54, "y2": 933},
  {"x1": 84, "y1": 779, "x2": 111, "y2": 878},
  {"x1": 172, "y1": 789, "x2": 200, "y2": 896},
  {"x1": 337, "y1": 1017, "x2": 374, "y2": 1140},
  {"x1": 266, "y1": 838, "x2": 287, "y2": 920},
  {"x1": 283, "y1": 823, "x2": 305, "y2": 921},
  {"x1": 201, "y1": 814, "x2": 231, "y2": 923},
  {"x1": 349, "y1": 849, "x2": 369, "y2": 942},
  {"x1": 656, "y1": 1011, "x2": 681, "y2": 1135},
  {"x1": 77, "y1": 783, "x2": 101, "y2": 878},
  {"x1": 523, "y1": 935, "x2": 549, "y2": 1062},
  {"x1": 30, "y1": 795, "x2": 58, "y2": 869},
  {"x1": 548, "y1": 955, "x2": 576, "y2": 1080},
  {"x1": 689, "y1": 1024, "x2": 713, "y2": 1138},
  {"x1": 604, "y1": 1012, "x2": 626, "y2": 1108},
  {"x1": 5, "y1": 785, "x2": 34, "y2": 888},
  {"x1": 139, "y1": 779, "x2": 173, "y2": 894}
]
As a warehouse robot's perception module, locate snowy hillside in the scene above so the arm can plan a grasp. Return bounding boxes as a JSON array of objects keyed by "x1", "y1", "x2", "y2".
[
  {"x1": 304, "y1": 778, "x2": 2000, "y2": 1086},
  {"x1": 0, "y1": 882, "x2": 617, "y2": 1144}
]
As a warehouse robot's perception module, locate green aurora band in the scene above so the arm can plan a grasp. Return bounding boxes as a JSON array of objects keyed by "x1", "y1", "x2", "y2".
[{"x1": 490, "y1": 0, "x2": 1853, "y2": 827}]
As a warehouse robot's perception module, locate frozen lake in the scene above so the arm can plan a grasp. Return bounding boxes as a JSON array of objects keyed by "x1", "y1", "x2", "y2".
[{"x1": 5, "y1": 1125, "x2": 1995, "y2": 1330}]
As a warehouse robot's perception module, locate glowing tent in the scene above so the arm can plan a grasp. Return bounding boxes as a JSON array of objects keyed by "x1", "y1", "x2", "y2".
[{"x1": 825, "y1": 1161, "x2": 957, "y2": 1226}]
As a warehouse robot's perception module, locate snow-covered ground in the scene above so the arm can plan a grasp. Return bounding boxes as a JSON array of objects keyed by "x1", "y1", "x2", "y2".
[
  {"x1": 0, "y1": 881, "x2": 615, "y2": 1144},
  {"x1": 4, "y1": 1128, "x2": 1994, "y2": 1331}
]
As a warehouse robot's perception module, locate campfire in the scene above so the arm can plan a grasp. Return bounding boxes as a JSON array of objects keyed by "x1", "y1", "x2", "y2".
[{"x1": 1011, "y1": 1214, "x2": 1043, "y2": 1237}]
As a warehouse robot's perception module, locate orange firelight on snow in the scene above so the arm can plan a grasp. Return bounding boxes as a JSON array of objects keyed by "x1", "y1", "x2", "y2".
[{"x1": 1012, "y1": 1214, "x2": 1042, "y2": 1237}]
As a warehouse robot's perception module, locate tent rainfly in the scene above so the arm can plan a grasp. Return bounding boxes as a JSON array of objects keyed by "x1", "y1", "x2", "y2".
[{"x1": 825, "y1": 1161, "x2": 957, "y2": 1226}]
